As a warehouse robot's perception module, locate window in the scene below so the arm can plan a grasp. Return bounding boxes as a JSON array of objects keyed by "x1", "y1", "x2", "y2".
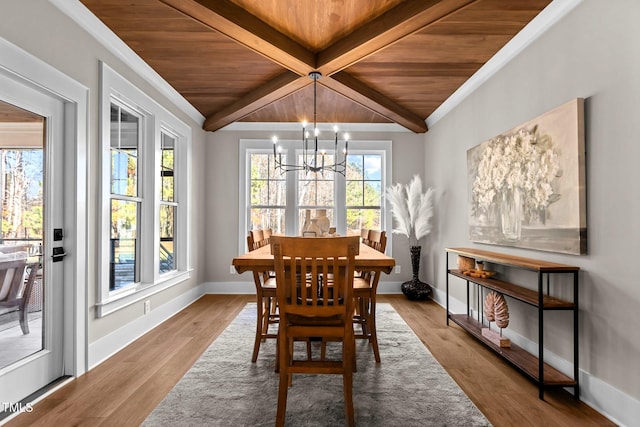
[
  {"x1": 239, "y1": 139, "x2": 391, "y2": 254},
  {"x1": 109, "y1": 101, "x2": 141, "y2": 290},
  {"x1": 98, "y1": 62, "x2": 192, "y2": 317},
  {"x1": 346, "y1": 154, "x2": 382, "y2": 233},
  {"x1": 249, "y1": 152, "x2": 286, "y2": 233},
  {"x1": 159, "y1": 131, "x2": 176, "y2": 274}
]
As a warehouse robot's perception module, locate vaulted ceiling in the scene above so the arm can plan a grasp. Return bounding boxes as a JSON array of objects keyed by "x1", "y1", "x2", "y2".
[{"x1": 80, "y1": 0, "x2": 552, "y2": 133}]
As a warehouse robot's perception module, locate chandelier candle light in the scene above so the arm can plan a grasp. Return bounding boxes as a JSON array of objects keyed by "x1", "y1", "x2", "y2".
[{"x1": 272, "y1": 71, "x2": 349, "y2": 175}]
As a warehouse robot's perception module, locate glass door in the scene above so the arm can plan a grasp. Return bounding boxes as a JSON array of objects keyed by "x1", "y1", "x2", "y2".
[{"x1": 0, "y1": 75, "x2": 65, "y2": 408}]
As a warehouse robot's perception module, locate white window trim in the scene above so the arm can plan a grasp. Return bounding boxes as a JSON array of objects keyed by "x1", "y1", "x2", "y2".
[
  {"x1": 97, "y1": 62, "x2": 192, "y2": 317},
  {"x1": 238, "y1": 138, "x2": 392, "y2": 256}
]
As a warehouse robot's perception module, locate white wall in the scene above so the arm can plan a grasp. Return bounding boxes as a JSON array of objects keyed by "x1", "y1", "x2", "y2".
[{"x1": 423, "y1": 1, "x2": 639, "y2": 425}]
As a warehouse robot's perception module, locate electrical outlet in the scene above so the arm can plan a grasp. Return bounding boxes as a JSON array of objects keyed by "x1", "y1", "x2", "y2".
[
  {"x1": 230, "y1": 265, "x2": 236, "y2": 274},
  {"x1": 394, "y1": 265, "x2": 401, "y2": 274},
  {"x1": 144, "y1": 300, "x2": 151, "y2": 314}
]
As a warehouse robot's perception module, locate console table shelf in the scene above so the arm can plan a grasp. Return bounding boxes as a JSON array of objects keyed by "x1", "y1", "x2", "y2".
[
  {"x1": 449, "y1": 314, "x2": 576, "y2": 387},
  {"x1": 448, "y1": 270, "x2": 575, "y2": 309},
  {"x1": 445, "y1": 247, "x2": 579, "y2": 399}
]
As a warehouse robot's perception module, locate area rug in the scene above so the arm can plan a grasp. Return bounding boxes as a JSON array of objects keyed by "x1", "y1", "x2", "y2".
[{"x1": 143, "y1": 303, "x2": 491, "y2": 426}]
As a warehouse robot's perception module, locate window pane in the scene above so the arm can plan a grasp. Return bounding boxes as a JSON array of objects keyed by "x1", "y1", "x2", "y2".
[
  {"x1": 110, "y1": 102, "x2": 139, "y2": 198},
  {"x1": 161, "y1": 133, "x2": 175, "y2": 202},
  {"x1": 364, "y1": 181, "x2": 381, "y2": 206},
  {"x1": 251, "y1": 179, "x2": 267, "y2": 205},
  {"x1": 249, "y1": 152, "x2": 286, "y2": 234},
  {"x1": 111, "y1": 151, "x2": 137, "y2": 196},
  {"x1": 269, "y1": 180, "x2": 286, "y2": 205},
  {"x1": 363, "y1": 155, "x2": 382, "y2": 180},
  {"x1": 250, "y1": 207, "x2": 285, "y2": 234},
  {"x1": 299, "y1": 178, "x2": 334, "y2": 206},
  {"x1": 2, "y1": 150, "x2": 44, "y2": 241},
  {"x1": 110, "y1": 104, "x2": 120, "y2": 149},
  {"x1": 346, "y1": 208, "x2": 381, "y2": 234},
  {"x1": 120, "y1": 109, "x2": 139, "y2": 150},
  {"x1": 252, "y1": 153, "x2": 270, "y2": 180},
  {"x1": 298, "y1": 179, "x2": 316, "y2": 206},
  {"x1": 110, "y1": 103, "x2": 139, "y2": 150},
  {"x1": 110, "y1": 199, "x2": 139, "y2": 290},
  {"x1": 346, "y1": 155, "x2": 363, "y2": 180},
  {"x1": 159, "y1": 204, "x2": 175, "y2": 273},
  {"x1": 316, "y1": 180, "x2": 334, "y2": 206},
  {"x1": 346, "y1": 181, "x2": 363, "y2": 206},
  {"x1": 346, "y1": 154, "x2": 382, "y2": 231}
]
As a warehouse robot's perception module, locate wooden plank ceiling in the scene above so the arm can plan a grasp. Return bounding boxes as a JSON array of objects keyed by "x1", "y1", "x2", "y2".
[{"x1": 80, "y1": 0, "x2": 552, "y2": 133}]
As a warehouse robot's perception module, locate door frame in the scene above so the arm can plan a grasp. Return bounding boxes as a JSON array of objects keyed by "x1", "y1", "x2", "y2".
[{"x1": 0, "y1": 37, "x2": 88, "y2": 379}]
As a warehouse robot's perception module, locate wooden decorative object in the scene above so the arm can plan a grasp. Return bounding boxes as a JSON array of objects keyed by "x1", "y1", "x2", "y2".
[
  {"x1": 494, "y1": 293, "x2": 510, "y2": 329},
  {"x1": 483, "y1": 291, "x2": 496, "y2": 322},
  {"x1": 481, "y1": 327, "x2": 511, "y2": 348},
  {"x1": 482, "y1": 291, "x2": 511, "y2": 348},
  {"x1": 457, "y1": 255, "x2": 475, "y2": 271}
]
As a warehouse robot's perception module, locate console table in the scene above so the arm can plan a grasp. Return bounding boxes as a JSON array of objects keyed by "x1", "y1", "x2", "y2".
[{"x1": 445, "y1": 247, "x2": 579, "y2": 400}]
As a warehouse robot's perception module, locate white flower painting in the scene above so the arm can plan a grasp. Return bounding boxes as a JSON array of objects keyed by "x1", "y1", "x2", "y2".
[{"x1": 467, "y1": 98, "x2": 587, "y2": 255}]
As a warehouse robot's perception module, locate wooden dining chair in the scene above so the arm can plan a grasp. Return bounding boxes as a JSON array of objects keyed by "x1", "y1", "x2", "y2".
[
  {"x1": 353, "y1": 229, "x2": 387, "y2": 362},
  {"x1": 366, "y1": 229, "x2": 386, "y2": 253},
  {"x1": 359, "y1": 228, "x2": 370, "y2": 246},
  {"x1": 0, "y1": 257, "x2": 39, "y2": 335},
  {"x1": 271, "y1": 236, "x2": 359, "y2": 427},
  {"x1": 248, "y1": 229, "x2": 267, "y2": 250},
  {"x1": 247, "y1": 232, "x2": 278, "y2": 363},
  {"x1": 262, "y1": 228, "x2": 272, "y2": 244}
]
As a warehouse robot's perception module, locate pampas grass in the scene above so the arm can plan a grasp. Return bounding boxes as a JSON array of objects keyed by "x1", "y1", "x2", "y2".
[{"x1": 386, "y1": 175, "x2": 434, "y2": 246}]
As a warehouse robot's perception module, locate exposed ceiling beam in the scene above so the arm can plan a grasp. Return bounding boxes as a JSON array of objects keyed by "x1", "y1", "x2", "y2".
[
  {"x1": 324, "y1": 72, "x2": 427, "y2": 133},
  {"x1": 204, "y1": 72, "x2": 309, "y2": 131},
  {"x1": 160, "y1": 0, "x2": 453, "y2": 133},
  {"x1": 317, "y1": 0, "x2": 479, "y2": 75},
  {"x1": 159, "y1": 0, "x2": 315, "y2": 74}
]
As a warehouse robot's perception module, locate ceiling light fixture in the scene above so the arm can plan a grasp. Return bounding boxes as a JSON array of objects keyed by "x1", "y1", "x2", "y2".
[{"x1": 272, "y1": 71, "x2": 349, "y2": 175}]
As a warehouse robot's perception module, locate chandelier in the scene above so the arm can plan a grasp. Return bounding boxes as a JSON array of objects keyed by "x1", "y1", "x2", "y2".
[{"x1": 272, "y1": 71, "x2": 349, "y2": 175}]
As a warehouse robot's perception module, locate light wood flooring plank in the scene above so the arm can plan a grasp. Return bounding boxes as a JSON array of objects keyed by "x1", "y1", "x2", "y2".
[{"x1": 5, "y1": 294, "x2": 614, "y2": 427}]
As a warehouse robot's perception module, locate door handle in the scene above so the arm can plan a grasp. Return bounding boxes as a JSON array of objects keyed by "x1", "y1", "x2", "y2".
[{"x1": 52, "y1": 247, "x2": 67, "y2": 262}]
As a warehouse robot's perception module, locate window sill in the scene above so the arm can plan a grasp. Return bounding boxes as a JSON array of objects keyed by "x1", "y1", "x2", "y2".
[{"x1": 96, "y1": 269, "x2": 192, "y2": 318}]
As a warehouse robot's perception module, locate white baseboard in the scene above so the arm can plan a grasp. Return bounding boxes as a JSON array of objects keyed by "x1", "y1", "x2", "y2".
[
  {"x1": 87, "y1": 284, "x2": 204, "y2": 370},
  {"x1": 431, "y1": 286, "x2": 635, "y2": 427},
  {"x1": 204, "y1": 281, "x2": 254, "y2": 294}
]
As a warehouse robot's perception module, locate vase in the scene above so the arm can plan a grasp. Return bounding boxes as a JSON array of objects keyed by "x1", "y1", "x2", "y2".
[
  {"x1": 305, "y1": 218, "x2": 321, "y2": 237},
  {"x1": 301, "y1": 209, "x2": 311, "y2": 235},
  {"x1": 500, "y1": 186, "x2": 522, "y2": 241},
  {"x1": 315, "y1": 209, "x2": 330, "y2": 236},
  {"x1": 400, "y1": 245, "x2": 432, "y2": 301}
]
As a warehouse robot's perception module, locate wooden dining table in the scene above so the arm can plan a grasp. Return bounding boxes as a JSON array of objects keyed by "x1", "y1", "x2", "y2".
[
  {"x1": 233, "y1": 240, "x2": 395, "y2": 366},
  {"x1": 232, "y1": 241, "x2": 395, "y2": 275}
]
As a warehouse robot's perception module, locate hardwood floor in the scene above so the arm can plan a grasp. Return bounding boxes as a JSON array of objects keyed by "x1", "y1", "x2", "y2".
[{"x1": 5, "y1": 294, "x2": 614, "y2": 427}]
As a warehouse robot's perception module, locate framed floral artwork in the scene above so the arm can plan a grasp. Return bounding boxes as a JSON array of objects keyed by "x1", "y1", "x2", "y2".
[{"x1": 467, "y1": 98, "x2": 587, "y2": 255}]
